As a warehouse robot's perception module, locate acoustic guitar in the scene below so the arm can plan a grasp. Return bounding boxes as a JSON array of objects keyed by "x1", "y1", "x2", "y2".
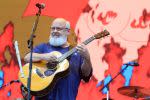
[{"x1": 19, "y1": 29, "x2": 110, "y2": 97}]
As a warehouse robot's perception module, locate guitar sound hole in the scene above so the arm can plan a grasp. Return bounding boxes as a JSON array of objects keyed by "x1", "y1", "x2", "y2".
[
  {"x1": 46, "y1": 62, "x2": 57, "y2": 70},
  {"x1": 44, "y1": 70, "x2": 55, "y2": 76}
]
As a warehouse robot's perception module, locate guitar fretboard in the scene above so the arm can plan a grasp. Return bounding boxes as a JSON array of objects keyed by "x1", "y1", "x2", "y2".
[{"x1": 58, "y1": 36, "x2": 95, "y2": 62}]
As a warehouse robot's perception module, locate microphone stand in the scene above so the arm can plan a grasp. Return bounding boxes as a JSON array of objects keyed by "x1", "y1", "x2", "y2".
[
  {"x1": 99, "y1": 63, "x2": 136, "y2": 92},
  {"x1": 27, "y1": 6, "x2": 42, "y2": 100},
  {"x1": 106, "y1": 86, "x2": 110, "y2": 100}
]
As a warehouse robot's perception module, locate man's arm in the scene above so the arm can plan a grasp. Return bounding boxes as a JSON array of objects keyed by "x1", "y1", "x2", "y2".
[
  {"x1": 24, "y1": 53, "x2": 57, "y2": 63},
  {"x1": 76, "y1": 44, "x2": 93, "y2": 78},
  {"x1": 81, "y1": 57, "x2": 92, "y2": 77}
]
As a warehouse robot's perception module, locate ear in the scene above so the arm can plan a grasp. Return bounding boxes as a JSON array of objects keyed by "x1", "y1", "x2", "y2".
[
  {"x1": 65, "y1": 30, "x2": 70, "y2": 35},
  {"x1": 66, "y1": 21, "x2": 70, "y2": 29},
  {"x1": 65, "y1": 21, "x2": 70, "y2": 35}
]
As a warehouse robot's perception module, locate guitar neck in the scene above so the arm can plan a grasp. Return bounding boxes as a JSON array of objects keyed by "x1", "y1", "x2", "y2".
[{"x1": 58, "y1": 36, "x2": 95, "y2": 62}]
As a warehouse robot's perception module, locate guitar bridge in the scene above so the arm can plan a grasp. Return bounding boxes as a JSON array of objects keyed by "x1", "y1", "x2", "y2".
[{"x1": 44, "y1": 69, "x2": 55, "y2": 76}]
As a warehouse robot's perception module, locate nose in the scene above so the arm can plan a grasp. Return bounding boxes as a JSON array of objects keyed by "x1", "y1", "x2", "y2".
[{"x1": 53, "y1": 28, "x2": 58, "y2": 32}]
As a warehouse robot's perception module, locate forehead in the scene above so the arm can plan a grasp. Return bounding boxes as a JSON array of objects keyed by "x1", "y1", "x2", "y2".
[{"x1": 51, "y1": 20, "x2": 66, "y2": 27}]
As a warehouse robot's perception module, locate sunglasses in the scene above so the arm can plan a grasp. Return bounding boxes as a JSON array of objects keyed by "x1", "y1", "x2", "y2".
[{"x1": 51, "y1": 27, "x2": 70, "y2": 31}]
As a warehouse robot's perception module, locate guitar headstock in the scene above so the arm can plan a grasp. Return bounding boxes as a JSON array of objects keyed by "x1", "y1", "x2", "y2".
[{"x1": 94, "y1": 29, "x2": 110, "y2": 39}]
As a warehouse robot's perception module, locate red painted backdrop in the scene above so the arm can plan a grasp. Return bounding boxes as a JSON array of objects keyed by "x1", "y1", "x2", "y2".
[{"x1": 0, "y1": 0, "x2": 150, "y2": 100}]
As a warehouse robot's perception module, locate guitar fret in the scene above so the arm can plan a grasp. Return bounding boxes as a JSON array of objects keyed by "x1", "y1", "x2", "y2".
[
  {"x1": 83, "y1": 36, "x2": 95, "y2": 45},
  {"x1": 58, "y1": 48, "x2": 76, "y2": 62},
  {"x1": 58, "y1": 36, "x2": 95, "y2": 62}
]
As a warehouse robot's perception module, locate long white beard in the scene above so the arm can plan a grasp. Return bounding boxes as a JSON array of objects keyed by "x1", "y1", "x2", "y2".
[{"x1": 49, "y1": 35, "x2": 67, "y2": 46}]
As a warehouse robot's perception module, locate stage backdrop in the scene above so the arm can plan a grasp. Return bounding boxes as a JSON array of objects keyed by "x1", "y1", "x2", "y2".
[{"x1": 0, "y1": 0, "x2": 150, "y2": 100}]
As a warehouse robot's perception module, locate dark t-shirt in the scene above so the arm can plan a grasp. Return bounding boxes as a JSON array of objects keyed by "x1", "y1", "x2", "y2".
[{"x1": 33, "y1": 43, "x2": 92, "y2": 100}]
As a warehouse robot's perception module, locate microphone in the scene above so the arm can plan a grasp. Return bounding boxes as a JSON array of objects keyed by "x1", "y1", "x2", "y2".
[
  {"x1": 36, "y1": 3, "x2": 45, "y2": 9},
  {"x1": 124, "y1": 62, "x2": 139, "y2": 66}
]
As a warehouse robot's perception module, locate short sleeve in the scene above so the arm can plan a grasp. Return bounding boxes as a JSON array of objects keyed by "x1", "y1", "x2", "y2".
[{"x1": 33, "y1": 43, "x2": 45, "y2": 53}]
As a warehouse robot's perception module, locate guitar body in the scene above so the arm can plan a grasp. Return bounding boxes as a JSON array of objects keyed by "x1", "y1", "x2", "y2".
[{"x1": 19, "y1": 51, "x2": 69, "y2": 97}]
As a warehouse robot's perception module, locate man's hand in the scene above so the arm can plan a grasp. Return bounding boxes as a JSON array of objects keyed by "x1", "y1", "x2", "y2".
[
  {"x1": 45, "y1": 53, "x2": 58, "y2": 68},
  {"x1": 45, "y1": 53, "x2": 58, "y2": 63},
  {"x1": 76, "y1": 44, "x2": 90, "y2": 61}
]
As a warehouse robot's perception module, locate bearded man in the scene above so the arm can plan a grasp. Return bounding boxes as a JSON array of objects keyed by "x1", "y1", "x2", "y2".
[{"x1": 24, "y1": 18, "x2": 93, "y2": 100}]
